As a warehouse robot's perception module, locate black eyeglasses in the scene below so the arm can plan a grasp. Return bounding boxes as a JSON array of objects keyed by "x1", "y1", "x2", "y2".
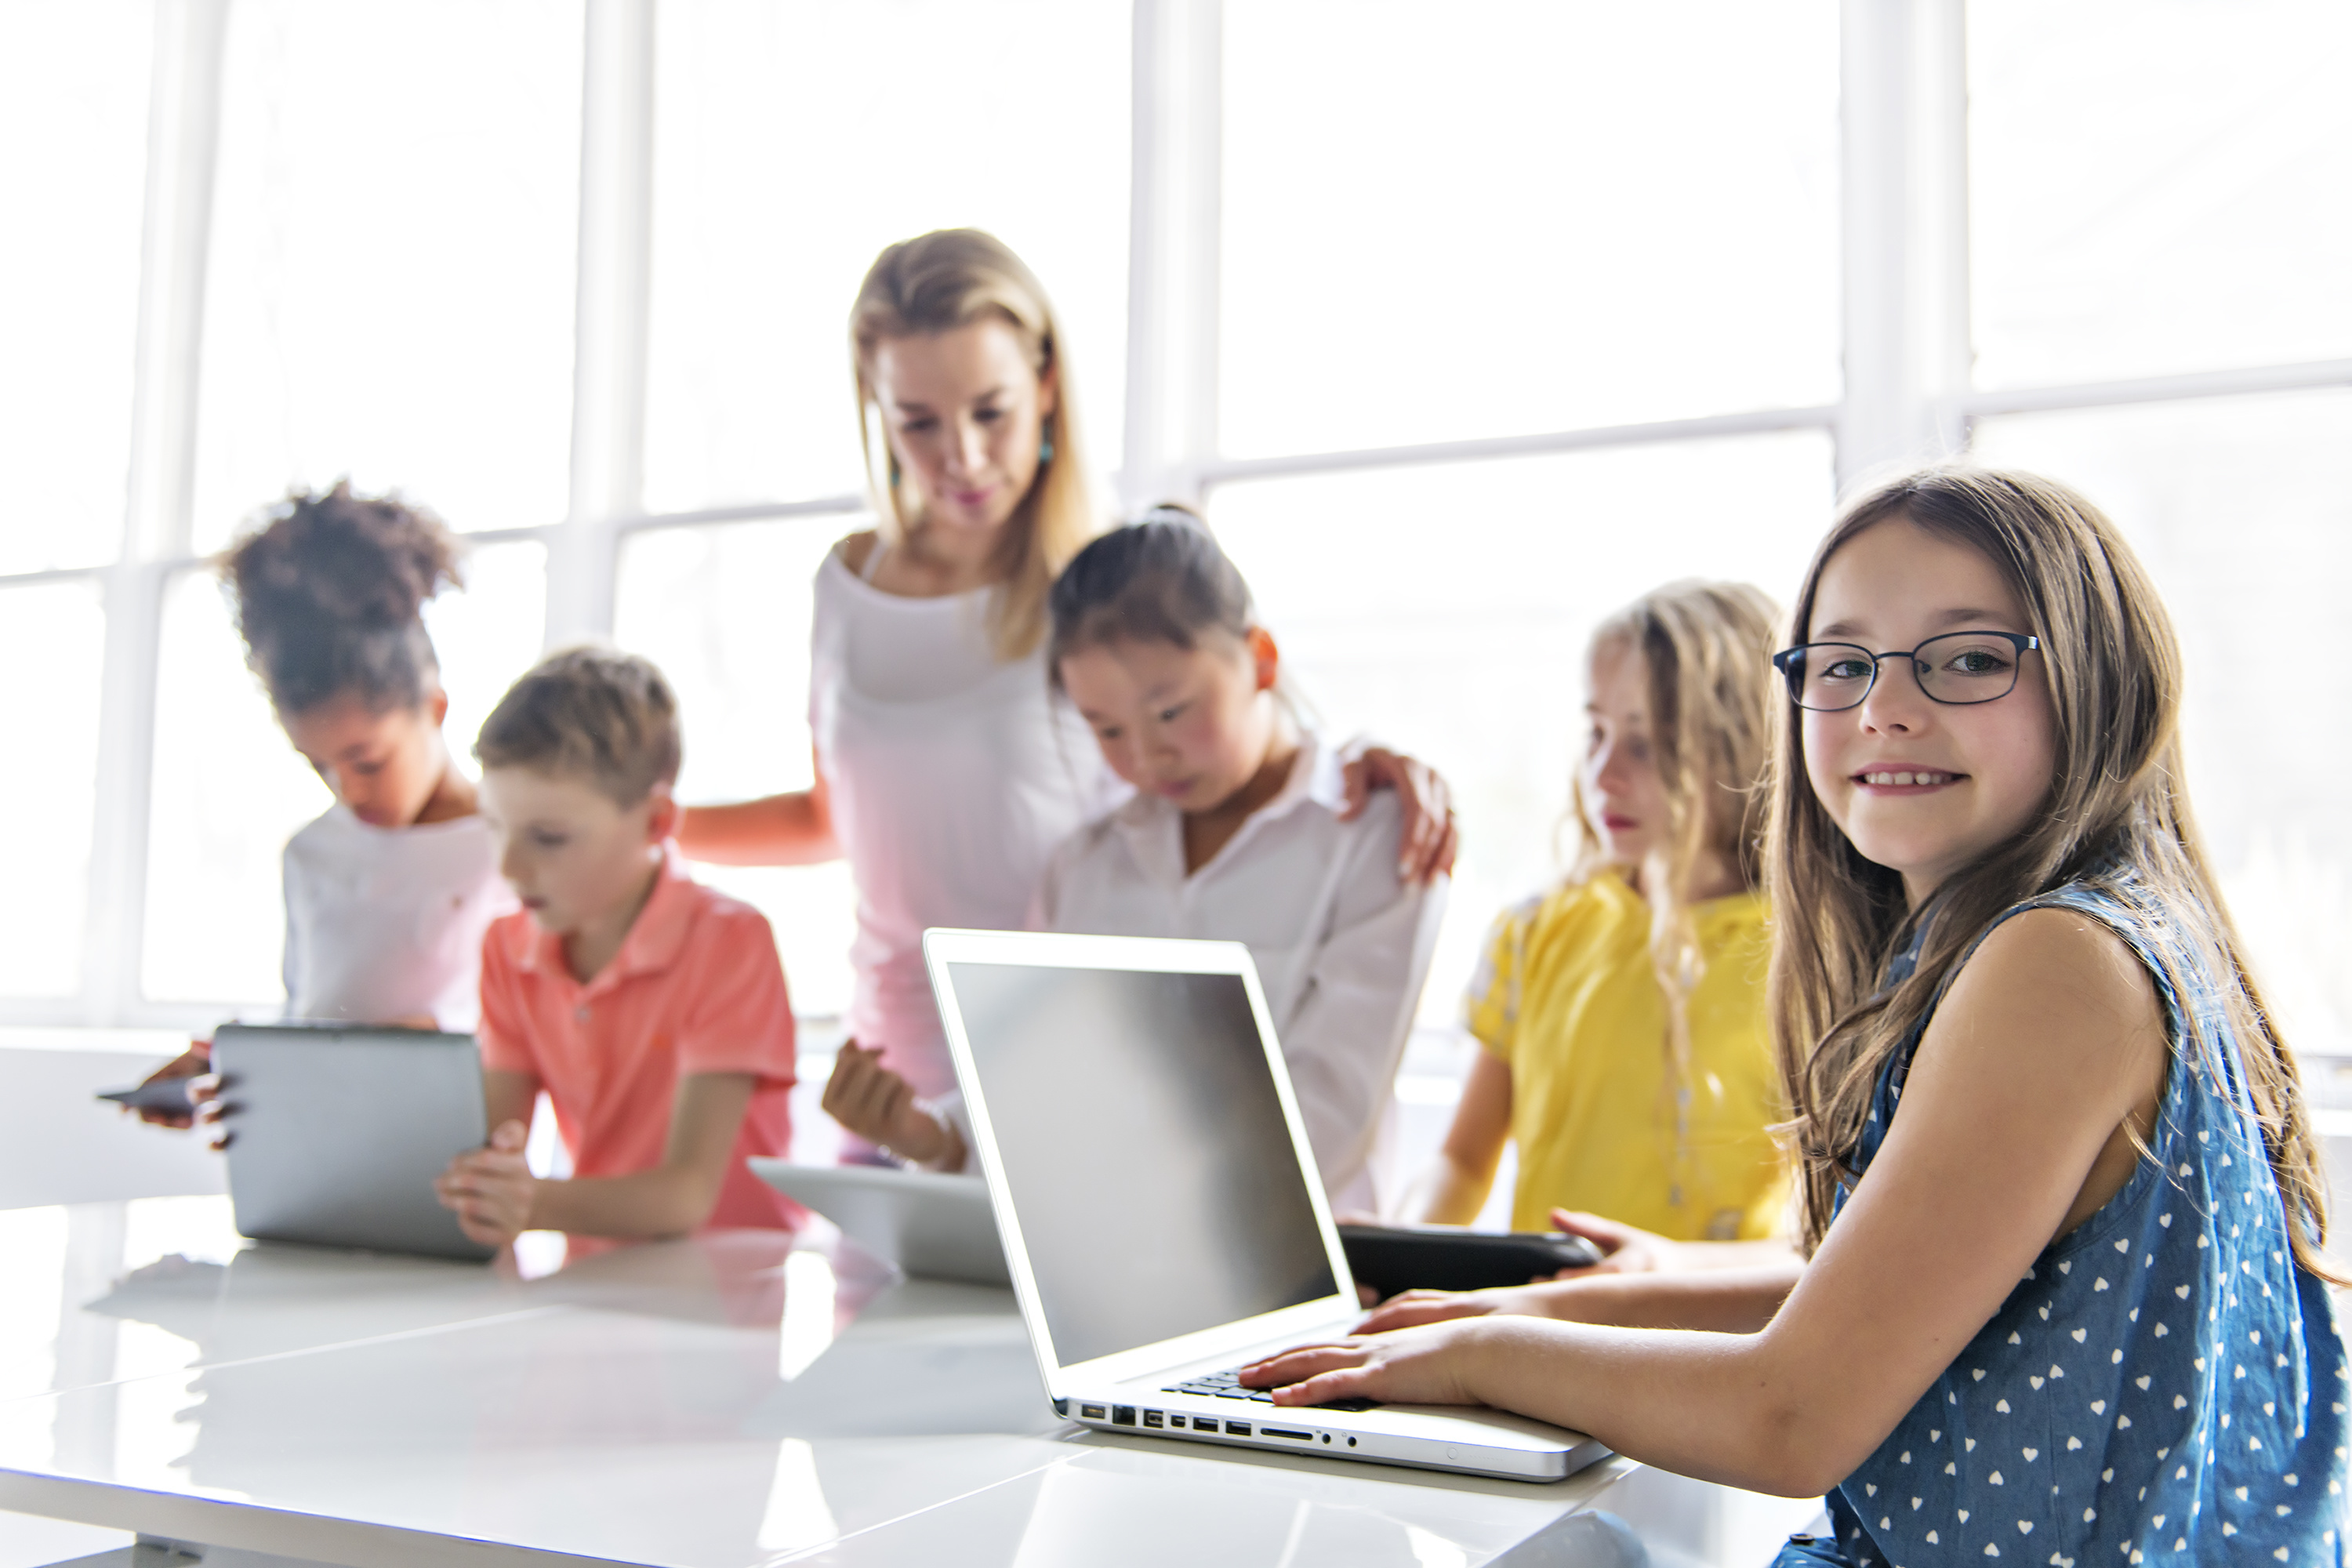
[{"x1": 1771, "y1": 631, "x2": 2041, "y2": 712}]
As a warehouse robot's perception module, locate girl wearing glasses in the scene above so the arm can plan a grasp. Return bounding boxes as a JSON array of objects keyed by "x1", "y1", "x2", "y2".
[
  {"x1": 1245, "y1": 465, "x2": 2345, "y2": 1568},
  {"x1": 1390, "y1": 579, "x2": 1795, "y2": 1264}
]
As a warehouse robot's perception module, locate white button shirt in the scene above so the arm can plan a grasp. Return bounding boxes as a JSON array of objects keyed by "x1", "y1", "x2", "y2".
[{"x1": 1034, "y1": 731, "x2": 1446, "y2": 1211}]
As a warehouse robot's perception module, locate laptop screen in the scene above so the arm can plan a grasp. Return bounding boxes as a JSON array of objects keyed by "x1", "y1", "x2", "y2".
[{"x1": 944, "y1": 960, "x2": 1338, "y2": 1367}]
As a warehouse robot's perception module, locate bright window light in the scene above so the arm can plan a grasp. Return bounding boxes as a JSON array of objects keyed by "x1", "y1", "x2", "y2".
[
  {"x1": 1971, "y1": 392, "x2": 2352, "y2": 1057},
  {"x1": 0, "y1": 582, "x2": 107, "y2": 996},
  {"x1": 0, "y1": 1, "x2": 151, "y2": 573},
  {"x1": 613, "y1": 521, "x2": 858, "y2": 1018},
  {"x1": 1208, "y1": 429, "x2": 1836, "y2": 1018},
  {"x1": 187, "y1": 0, "x2": 583, "y2": 553},
  {"x1": 1220, "y1": 0, "x2": 1841, "y2": 458},
  {"x1": 642, "y1": 0, "x2": 1132, "y2": 513},
  {"x1": 1969, "y1": 0, "x2": 2352, "y2": 389}
]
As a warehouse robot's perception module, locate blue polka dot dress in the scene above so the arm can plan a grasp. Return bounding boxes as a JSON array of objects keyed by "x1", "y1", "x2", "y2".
[{"x1": 1805, "y1": 871, "x2": 2347, "y2": 1567}]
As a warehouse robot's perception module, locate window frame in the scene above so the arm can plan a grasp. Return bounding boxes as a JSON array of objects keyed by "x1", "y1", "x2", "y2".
[{"x1": 7, "y1": 0, "x2": 2347, "y2": 1029}]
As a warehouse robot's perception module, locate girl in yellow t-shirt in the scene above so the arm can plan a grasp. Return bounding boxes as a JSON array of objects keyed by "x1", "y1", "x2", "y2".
[{"x1": 1401, "y1": 579, "x2": 1788, "y2": 1247}]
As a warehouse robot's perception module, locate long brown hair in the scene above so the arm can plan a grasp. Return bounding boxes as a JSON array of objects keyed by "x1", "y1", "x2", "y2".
[
  {"x1": 850, "y1": 228, "x2": 1100, "y2": 659},
  {"x1": 1765, "y1": 464, "x2": 2337, "y2": 1279},
  {"x1": 1565, "y1": 581, "x2": 1781, "y2": 1175}
]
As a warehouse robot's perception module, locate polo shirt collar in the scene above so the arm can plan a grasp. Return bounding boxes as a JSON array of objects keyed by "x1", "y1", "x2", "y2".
[{"x1": 517, "y1": 842, "x2": 698, "y2": 990}]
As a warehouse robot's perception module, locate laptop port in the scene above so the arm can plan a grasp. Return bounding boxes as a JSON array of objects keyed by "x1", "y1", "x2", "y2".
[
  {"x1": 1080, "y1": 1404, "x2": 1106, "y2": 1421},
  {"x1": 1224, "y1": 1421, "x2": 1250, "y2": 1436},
  {"x1": 1260, "y1": 1426, "x2": 1312, "y2": 1441},
  {"x1": 1112, "y1": 1406, "x2": 1136, "y2": 1427},
  {"x1": 1142, "y1": 1411, "x2": 1163, "y2": 1428}
]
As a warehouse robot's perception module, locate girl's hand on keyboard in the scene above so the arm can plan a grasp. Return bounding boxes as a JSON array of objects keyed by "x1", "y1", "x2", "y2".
[{"x1": 1240, "y1": 1319, "x2": 1497, "y2": 1409}]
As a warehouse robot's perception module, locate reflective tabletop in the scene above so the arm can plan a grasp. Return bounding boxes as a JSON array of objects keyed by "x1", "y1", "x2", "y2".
[{"x1": 0, "y1": 1199, "x2": 1818, "y2": 1567}]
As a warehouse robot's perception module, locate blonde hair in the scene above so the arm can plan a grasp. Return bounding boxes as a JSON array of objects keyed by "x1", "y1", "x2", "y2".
[
  {"x1": 1565, "y1": 580, "x2": 1782, "y2": 1190},
  {"x1": 1766, "y1": 463, "x2": 2338, "y2": 1280},
  {"x1": 850, "y1": 228, "x2": 1101, "y2": 660}
]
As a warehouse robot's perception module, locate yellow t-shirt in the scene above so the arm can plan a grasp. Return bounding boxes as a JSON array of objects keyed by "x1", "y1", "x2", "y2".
[{"x1": 1464, "y1": 869, "x2": 1786, "y2": 1239}]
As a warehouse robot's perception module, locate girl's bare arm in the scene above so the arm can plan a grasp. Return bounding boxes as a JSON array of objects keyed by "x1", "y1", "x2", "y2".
[
  {"x1": 1248, "y1": 909, "x2": 2168, "y2": 1497},
  {"x1": 1399, "y1": 1051, "x2": 1513, "y2": 1224},
  {"x1": 1360, "y1": 1260, "x2": 1805, "y2": 1336}
]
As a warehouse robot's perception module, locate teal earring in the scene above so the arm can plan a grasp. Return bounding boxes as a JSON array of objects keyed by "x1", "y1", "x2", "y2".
[
  {"x1": 1038, "y1": 428, "x2": 1055, "y2": 467},
  {"x1": 887, "y1": 451, "x2": 902, "y2": 488}
]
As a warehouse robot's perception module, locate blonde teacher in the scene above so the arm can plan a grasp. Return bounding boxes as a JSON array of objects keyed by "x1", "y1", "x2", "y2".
[{"x1": 679, "y1": 230, "x2": 1453, "y2": 1158}]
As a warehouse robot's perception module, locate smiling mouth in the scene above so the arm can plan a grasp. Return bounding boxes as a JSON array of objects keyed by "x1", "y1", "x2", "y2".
[{"x1": 1857, "y1": 770, "x2": 1961, "y2": 788}]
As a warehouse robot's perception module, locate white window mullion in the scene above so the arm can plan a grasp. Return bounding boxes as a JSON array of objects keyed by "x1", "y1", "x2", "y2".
[
  {"x1": 1120, "y1": 0, "x2": 1222, "y2": 513},
  {"x1": 549, "y1": 0, "x2": 654, "y2": 648},
  {"x1": 81, "y1": 0, "x2": 230, "y2": 1027},
  {"x1": 1836, "y1": 0, "x2": 1970, "y2": 488}
]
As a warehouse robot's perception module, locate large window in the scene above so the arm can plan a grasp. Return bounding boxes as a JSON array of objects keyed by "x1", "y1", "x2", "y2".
[
  {"x1": 3, "y1": 1, "x2": 2347, "y2": 1072},
  {"x1": 0, "y1": 2, "x2": 151, "y2": 576},
  {"x1": 1967, "y1": 0, "x2": 2352, "y2": 389},
  {"x1": 188, "y1": 0, "x2": 583, "y2": 550},
  {"x1": 642, "y1": 0, "x2": 1132, "y2": 512},
  {"x1": 1219, "y1": 1, "x2": 1841, "y2": 456},
  {"x1": 0, "y1": 583, "x2": 108, "y2": 998}
]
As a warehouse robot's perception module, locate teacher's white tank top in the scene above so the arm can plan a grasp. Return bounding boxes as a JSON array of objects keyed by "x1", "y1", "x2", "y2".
[{"x1": 808, "y1": 544, "x2": 1120, "y2": 1098}]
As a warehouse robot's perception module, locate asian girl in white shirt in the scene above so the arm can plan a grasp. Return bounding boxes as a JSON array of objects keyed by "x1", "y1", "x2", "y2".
[{"x1": 824, "y1": 510, "x2": 1444, "y2": 1210}]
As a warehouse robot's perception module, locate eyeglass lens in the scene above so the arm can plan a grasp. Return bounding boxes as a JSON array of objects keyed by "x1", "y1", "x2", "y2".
[{"x1": 1790, "y1": 632, "x2": 2026, "y2": 710}]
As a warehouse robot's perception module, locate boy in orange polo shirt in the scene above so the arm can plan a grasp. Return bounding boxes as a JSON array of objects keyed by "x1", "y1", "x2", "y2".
[{"x1": 434, "y1": 648, "x2": 797, "y2": 1243}]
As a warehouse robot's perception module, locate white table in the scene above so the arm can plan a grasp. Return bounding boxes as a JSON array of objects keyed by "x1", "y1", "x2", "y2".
[{"x1": 0, "y1": 1198, "x2": 1818, "y2": 1567}]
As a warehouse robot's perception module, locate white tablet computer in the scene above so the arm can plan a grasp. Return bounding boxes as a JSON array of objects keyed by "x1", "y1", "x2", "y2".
[
  {"x1": 211, "y1": 1024, "x2": 495, "y2": 1262},
  {"x1": 750, "y1": 1159, "x2": 1008, "y2": 1287}
]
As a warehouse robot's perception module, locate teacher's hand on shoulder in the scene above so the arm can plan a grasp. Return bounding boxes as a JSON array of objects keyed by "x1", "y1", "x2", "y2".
[{"x1": 1338, "y1": 744, "x2": 1457, "y2": 884}]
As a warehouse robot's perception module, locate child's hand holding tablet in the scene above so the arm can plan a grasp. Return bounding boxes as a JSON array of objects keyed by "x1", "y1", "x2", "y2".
[{"x1": 433, "y1": 1121, "x2": 535, "y2": 1247}]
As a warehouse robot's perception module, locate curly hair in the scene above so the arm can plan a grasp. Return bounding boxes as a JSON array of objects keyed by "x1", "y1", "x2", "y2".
[{"x1": 222, "y1": 481, "x2": 462, "y2": 715}]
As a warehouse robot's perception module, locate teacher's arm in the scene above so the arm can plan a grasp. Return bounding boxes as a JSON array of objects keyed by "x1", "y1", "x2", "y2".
[{"x1": 676, "y1": 745, "x2": 843, "y2": 866}]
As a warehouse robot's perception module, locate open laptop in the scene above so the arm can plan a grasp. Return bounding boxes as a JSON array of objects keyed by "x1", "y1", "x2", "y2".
[
  {"x1": 923, "y1": 928, "x2": 1610, "y2": 1482},
  {"x1": 210, "y1": 1023, "x2": 496, "y2": 1262},
  {"x1": 748, "y1": 1160, "x2": 1010, "y2": 1287}
]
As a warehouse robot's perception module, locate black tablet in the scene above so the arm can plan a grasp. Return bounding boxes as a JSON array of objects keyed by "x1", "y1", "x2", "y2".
[
  {"x1": 97, "y1": 1077, "x2": 198, "y2": 1116},
  {"x1": 1338, "y1": 1222, "x2": 1604, "y2": 1295}
]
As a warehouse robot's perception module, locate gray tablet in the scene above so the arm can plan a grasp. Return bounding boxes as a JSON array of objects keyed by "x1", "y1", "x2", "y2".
[
  {"x1": 750, "y1": 1159, "x2": 1008, "y2": 1287},
  {"x1": 211, "y1": 1024, "x2": 495, "y2": 1262}
]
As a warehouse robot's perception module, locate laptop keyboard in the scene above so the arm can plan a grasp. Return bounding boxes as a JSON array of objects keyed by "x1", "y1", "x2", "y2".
[{"x1": 1160, "y1": 1366, "x2": 1379, "y2": 1413}]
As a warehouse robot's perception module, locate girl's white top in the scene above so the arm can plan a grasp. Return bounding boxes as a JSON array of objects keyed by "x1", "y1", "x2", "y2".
[
  {"x1": 1036, "y1": 730, "x2": 1446, "y2": 1212},
  {"x1": 280, "y1": 804, "x2": 516, "y2": 1032},
  {"x1": 808, "y1": 545, "x2": 1120, "y2": 1098}
]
